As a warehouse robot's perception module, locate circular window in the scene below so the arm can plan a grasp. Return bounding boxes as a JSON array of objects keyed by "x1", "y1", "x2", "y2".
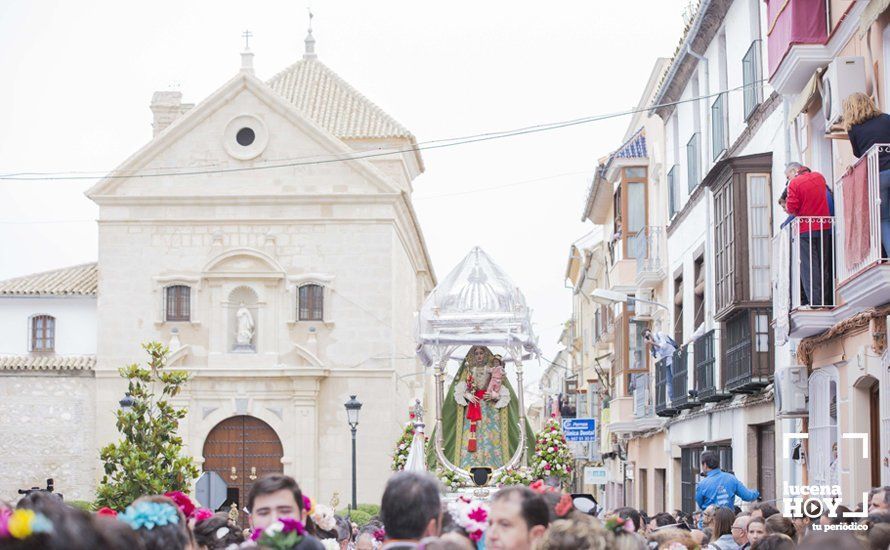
[
  {"x1": 223, "y1": 115, "x2": 268, "y2": 160},
  {"x1": 236, "y1": 127, "x2": 255, "y2": 146}
]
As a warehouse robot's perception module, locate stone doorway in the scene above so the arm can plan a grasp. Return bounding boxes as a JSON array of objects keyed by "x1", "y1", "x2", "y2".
[{"x1": 202, "y1": 415, "x2": 283, "y2": 524}]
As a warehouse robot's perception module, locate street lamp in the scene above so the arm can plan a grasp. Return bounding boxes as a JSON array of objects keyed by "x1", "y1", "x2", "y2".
[
  {"x1": 589, "y1": 289, "x2": 670, "y2": 313},
  {"x1": 119, "y1": 392, "x2": 136, "y2": 410},
  {"x1": 344, "y1": 395, "x2": 362, "y2": 510}
]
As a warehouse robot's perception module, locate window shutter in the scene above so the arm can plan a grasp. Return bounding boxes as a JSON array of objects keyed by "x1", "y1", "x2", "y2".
[
  {"x1": 299, "y1": 285, "x2": 324, "y2": 321},
  {"x1": 165, "y1": 286, "x2": 191, "y2": 322}
]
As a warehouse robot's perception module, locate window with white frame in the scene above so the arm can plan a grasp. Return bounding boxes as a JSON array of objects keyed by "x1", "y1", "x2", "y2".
[
  {"x1": 808, "y1": 367, "x2": 840, "y2": 487},
  {"x1": 299, "y1": 284, "x2": 324, "y2": 321},
  {"x1": 30, "y1": 315, "x2": 55, "y2": 352},
  {"x1": 747, "y1": 174, "x2": 772, "y2": 300},
  {"x1": 165, "y1": 285, "x2": 191, "y2": 322}
]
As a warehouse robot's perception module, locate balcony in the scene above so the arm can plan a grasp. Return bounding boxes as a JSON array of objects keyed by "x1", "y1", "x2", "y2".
[
  {"x1": 724, "y1": 309, "x2": 773, "y2": 393},
  {"x1": 835, "y1": 144, "x2": 890, "y2": 306},
  {"x1": 772, "y1": 216, "x2": 838, "y2": 340},
  {"x1": 742, "y1": 40, "x2": 763, "y2": 120},
  {"x1": 694, "y1": 330, "x2": 730, "y2": 403},
  {"x1": 631, "y1": 226, "x2": 666, "y2": 289},
  {"x1": 670, "y1": 347, "x2": 698, "y2": 410},
  {"x1": 655, "y1": 357, "x2": 679, "y2": 417},
  {"x1": 766, "y1": 0, "x2": 868, "y2": 94}
]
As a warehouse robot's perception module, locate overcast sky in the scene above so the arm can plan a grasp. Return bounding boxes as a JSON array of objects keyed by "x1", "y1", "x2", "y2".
[{"x1": 0, "y1": 1, "x2": 688, "y2": 385}]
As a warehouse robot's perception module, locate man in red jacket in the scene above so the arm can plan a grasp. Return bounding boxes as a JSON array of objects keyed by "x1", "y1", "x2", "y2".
[{"x1": 785, "y1": 162, "x2": 835, "y2": 306}]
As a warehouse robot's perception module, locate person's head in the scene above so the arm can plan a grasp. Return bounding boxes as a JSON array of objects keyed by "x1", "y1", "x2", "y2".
[
  {"x1": 648, "y1": 512, "x2": 677, "y2": 531},
  {"x1": 732, "y1": 514, "x2": 751, "y2": 546},
  {"x1": 123, "y1": 496, "x2": 193, "y2": 550},
  {"x1": 355, "y1": 523, "x2": 383, "y2": 550},
  {"x1": 470, "y1": 346, "x2": 490, "y2": 366},
  {"x1": 689, "y1": 529, "x2": 706, "y2": 547},
  {"x1": 700, "y1": 451, "x2": 719, "y2": 474},
  {"x1": 486, "y1": 486, "x2": 549, "y2": 550},
  {"x1": 867, "y1": 522, "x2": 890, "y2": 550},
  {"x1": 537, "y1": 515, "x2": 613, "y2": 550},
  {"x1": 764, "y1": 514, "x2": 796, "y2": 540},
  {"x1": 701, "y1": 505, "x2": 717, "y2": 528},
  {"x1": 612, "y1": 507, "x2": 644, "y2": 533},
  {"x1": 870, "y1": 486, "x2": 890, "y2": 512},
  {"x1": 711, "y1": 507, "x2": 735, "y2": 540},
  {"x1": 6, "y1": 501, "x2": 108, "y2": 550},
  {"x1": 791, "y1": 514, "x2": 811, "y2": 541},
  {"x1": 747, "y1": 517, "x2": 767, "y2": 546},
  {"x1": 247, "y1": 473, "x2": 304, "y2": 532},
  {"x1": 785, "y1": 162, "x2": 811, "y2": 180},
  {"x1": 379, "y1": 471, "x2": 442, "y2": 542},
  {"x1": 752, "y1": 533, "x2": 794, "y2": 550},
  {"x1": 192, "y1": 512, "x2": 244, "y2": 550},
  {"x1": 648, "y1": 527, "x2": 698, "y2": 550},
  {"x1": 93, "y1": 515, "x2": 147, "y2": 550},
  {"x1": 842, "y1": 92, "x2": 882, "y2": 131},
  {"x1": 750, "y1": 502, "x2": 780, "y2": 520}
]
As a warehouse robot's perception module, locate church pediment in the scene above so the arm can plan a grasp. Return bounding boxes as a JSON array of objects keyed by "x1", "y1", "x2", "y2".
[
  {"x1": 86, "y1": 72, "x2": 403, "y2": 201},
  {"x1": 203, "y1": 248, "x2": 285, "y2": 279}
]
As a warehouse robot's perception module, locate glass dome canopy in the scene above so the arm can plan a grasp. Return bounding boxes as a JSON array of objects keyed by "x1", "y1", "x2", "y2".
[{"x1": 416, "y1": 247, "x2": 539, "y2": 366}]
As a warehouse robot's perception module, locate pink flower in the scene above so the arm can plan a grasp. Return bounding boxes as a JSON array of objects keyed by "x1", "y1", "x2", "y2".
[
  {"x1": 544, "y1": 464, "x2": 551, "y2": 470},
  {"x1": 468, "y1": 507, "x2": 488, "y2": 523},
  {"x1": 96, "y1": 507, "x2": 118, "y2": 518},
  {"x1": 373, "y1": 528, "x2": 386, "y2": 542},
  {"x1": 192, "y1": 508, "x2": 213, "y2": 522},
  {"x1": 469, "y1": 529, "x2": 484, "y2": 542},
  {"x1": 250, "y1": 528, "x2": 264, "y2": 541},
  {"x1": 303, "y1": 495, "x2": 312, "y2": 513},
  {"x1": 164, "y1": 491, "x2": 196, "y2": 518},
  {"x1": 280, "y1": 518, "x2": 306, "y2": 535}
]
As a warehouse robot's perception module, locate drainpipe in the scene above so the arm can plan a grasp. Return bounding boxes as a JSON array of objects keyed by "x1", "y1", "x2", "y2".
[{"x1": 687, "y1": 45, "x2": 710, "y2": 173}]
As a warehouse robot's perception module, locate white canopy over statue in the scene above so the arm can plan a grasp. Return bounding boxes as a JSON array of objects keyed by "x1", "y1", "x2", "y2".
[{"x1": 415, "y1": 247, "x2": 540, "y2": 486}]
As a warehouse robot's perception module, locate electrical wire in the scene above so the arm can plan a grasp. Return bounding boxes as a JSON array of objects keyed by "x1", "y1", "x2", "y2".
[{"x1": 0, "y1": 80, "x2": 765, "y2": 181}]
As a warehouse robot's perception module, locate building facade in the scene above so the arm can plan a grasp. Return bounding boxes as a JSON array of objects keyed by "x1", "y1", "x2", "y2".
[{"x1": 0, "y1": 35, "x2": 435, "y2": 507}]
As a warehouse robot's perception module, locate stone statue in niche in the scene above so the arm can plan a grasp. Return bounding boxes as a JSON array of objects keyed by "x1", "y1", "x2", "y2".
[{"x1": 234, "y1": 301, "x2": 255, "y2": 351}]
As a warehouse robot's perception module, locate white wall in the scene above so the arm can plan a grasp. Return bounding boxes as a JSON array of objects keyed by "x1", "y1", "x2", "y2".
[{"x1": 0, "y1": 296, "x2": 96, "y2": 355}]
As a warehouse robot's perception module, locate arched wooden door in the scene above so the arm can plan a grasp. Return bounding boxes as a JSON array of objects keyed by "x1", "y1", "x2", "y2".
[{"x1": 202, "y1": 416, "x2": 283, "y2": 523}]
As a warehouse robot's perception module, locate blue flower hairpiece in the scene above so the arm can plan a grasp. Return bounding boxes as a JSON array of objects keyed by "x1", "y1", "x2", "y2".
[{"x1": 119, "y1": 502, "x2": 180, "y2": 530}]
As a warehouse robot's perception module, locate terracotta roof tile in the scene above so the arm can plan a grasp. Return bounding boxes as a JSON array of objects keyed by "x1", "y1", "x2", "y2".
[
  {"x1": 0, "y1": 355, "x2": 96, "y2": 371},
  {"x1": 0, "y1": 263, "x2": 98, "y2": 296}
]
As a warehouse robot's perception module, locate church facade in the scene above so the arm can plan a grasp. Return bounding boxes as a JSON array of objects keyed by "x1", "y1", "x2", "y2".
[{"x1": 0, "y1": 34, "x2": 435, "y2": 508}]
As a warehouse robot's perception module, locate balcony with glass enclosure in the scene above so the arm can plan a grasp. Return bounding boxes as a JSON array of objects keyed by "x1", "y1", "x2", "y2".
[
  {"x1": 670, "y1": 347, "x2": 698, "y2": 410},
  {"x1": 694, "y1": 330, "x2": 730, "y2": 402}
]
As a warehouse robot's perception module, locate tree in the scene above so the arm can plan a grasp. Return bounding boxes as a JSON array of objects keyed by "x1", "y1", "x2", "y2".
[
  {"x1": 95, "y1": 342, "x2": 199, "y2": 510},
  {"x1": 530, "y1": 417, "x2": 574, "y2": 487}
]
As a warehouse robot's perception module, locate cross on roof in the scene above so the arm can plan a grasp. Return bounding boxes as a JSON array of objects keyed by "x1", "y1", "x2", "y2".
[{"x1": 242, "y1": 30, "x2": 253, "y2": 50}]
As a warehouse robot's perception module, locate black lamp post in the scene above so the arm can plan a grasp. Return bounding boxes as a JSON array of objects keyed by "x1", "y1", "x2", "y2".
[
  {"x1": 119, "y1": 392, "x2": 136, "y2": 410},
  {"x1": 344, "y1": 395, "x2": 362, "y2": 510}
]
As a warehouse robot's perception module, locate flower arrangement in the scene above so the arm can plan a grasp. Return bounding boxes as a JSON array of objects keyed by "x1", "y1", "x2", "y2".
[
  {"x1": 118, "y1": 501, "x2": 181, "y2": 530},
  {"x1": 250, "y1": 518, "x2": 307, "y2": 550},
  {"x1": 490, "y1": 467, "x2": 535, "y2": 487},
  {"x1": 163, "y1": 490, "x2": 213, "y2": 523},
  {"x1": 310, "y1": 504, "x2": 336, "y2": 532},
  {"x1": 446, "y1": 495, "x2": 489, "y2": 543},
  {"x1": 604, "y1": 515, "x2": 636, "y2": 535},
  {"x1": 436, "y1": 467, "x2": 465, "y2": 492},
  {"x1": 0, "y1": 509, "x2": 53, "y2": 540},
  {"x1": 530, "y1": 418, "x2": 574, "y2": 487},
  {"x1": 391, "y1": 422, "x2": 416, "y2": 471}
]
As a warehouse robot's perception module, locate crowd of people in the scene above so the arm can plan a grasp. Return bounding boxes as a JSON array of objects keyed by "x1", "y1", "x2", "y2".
[{"x1": 3, "y1": 464, "x2": 890, "y2": 550}]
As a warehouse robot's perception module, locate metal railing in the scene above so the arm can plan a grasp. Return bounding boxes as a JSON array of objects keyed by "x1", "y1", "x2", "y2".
[
  {"x1": 631, "y1": 226, "x2": 665, "y2": 274},
  {"x1": 835, "y1": 143, "x2": 890, "y2": 285},
  {"x1": 694, "y1": 330, "x2": 723, "y2": 401},
  {"x1": 785, "y1": 216, "x2": 836, "y2": 309},
  {"x1": 711, "y1": 93, "x2": 727, "y2": 160},
  {"x1": 670, "y1": 346, "x2": 697, "y2": 409},
  {"x1": 654, "y1": 357, "x2": 678, "y2": 416},
  {"x1": 742, "y1": 40, "x2": 763, "y2": 120}
]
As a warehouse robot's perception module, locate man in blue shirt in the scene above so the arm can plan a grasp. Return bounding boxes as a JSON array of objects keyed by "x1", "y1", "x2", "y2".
[{"x1": 695, "y1": 451, "x2": 760, "y2": 510}]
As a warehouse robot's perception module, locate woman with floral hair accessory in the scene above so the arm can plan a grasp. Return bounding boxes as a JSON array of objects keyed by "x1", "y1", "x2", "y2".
[
  {"x1": 192, "y1": 512, "x2": 244, "y2": 550},
  {"x1": 122, "y1": 495, "x2": 194, "y2": 550},
  {"x1": 537, "y1": 515, "x2": 614, "y2": 550}
]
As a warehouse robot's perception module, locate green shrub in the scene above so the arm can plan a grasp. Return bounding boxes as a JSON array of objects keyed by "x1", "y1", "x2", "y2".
[{"x1": 66, "y1": 500, "x2": 95, "y2": 512}]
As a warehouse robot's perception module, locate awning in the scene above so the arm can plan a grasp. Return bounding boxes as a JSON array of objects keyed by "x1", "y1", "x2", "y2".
[
  {"x1": 787, "y1": 67, "x2": 825, "y2": 126},
  {"x1": 860, "y1": 0, "x2": 890, "y2": 39}
]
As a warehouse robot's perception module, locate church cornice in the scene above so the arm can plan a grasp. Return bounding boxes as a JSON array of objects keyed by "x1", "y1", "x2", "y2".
[{"x1": 90, "y1": 193, "x2": 402, "y2": 206}]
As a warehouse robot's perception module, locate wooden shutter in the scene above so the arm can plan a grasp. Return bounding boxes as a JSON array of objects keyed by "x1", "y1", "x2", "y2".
[
  {"x1": 299, "y1": 285, "x2": 324, "y2": 321},
  {"x1": 165, "y1": 285, "x2": 191, "y2": 322},
  {"x1": 31, "y1": 315, "x2": 55, "y2": 352}
]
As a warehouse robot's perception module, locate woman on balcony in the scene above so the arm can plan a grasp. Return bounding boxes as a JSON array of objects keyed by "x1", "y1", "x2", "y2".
[{"x1": 843, "y1": 92, "x2": 890, "y2": 257}]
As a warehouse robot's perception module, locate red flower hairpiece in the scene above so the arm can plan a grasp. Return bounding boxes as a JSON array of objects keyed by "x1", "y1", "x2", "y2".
[
  {"x1": 164, "y1": 491, "x2": 196, "y2": 519},
  {"x1": 96, "y1": 507, "x2": 118, "y2": 518},
  {"x1": 374, "y1": 528, "x2": 386, "y2": 542},
  {"x1": 554, "y1": 494, "x2": 573, "y2": 518}
]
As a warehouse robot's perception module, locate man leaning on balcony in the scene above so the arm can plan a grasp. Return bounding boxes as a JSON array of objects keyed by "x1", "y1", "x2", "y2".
[{"x1": 785, "y1": 162, "x2": 835, "y2": 307}]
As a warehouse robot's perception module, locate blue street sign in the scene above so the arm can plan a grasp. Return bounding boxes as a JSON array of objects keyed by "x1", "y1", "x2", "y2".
[{"x1": 562, "y1": 418, "x2": 597, "y2": 442}]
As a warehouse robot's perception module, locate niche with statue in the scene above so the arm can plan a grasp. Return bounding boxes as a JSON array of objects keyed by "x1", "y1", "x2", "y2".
[{"x1": 228, "y1": 286, "x2": 259, "y2": 353}]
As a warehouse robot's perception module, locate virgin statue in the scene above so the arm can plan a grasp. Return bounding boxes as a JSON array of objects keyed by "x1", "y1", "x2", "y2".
[
  {"x1": 431, "y1": 346, "x2": 534, "y2": 470},
  {"x1": 235, "y1": 302, "x2": 254, "y2": 348}
]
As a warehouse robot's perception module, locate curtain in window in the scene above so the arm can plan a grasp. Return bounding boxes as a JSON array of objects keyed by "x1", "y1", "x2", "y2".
[
  {"x1": 166, "y1": 285, "x2": 191, "y2": 322},
  {"x1": 748, "y1": 175, "x2": 772, "y2": 300},
  {"x1": 31, "y1": 315, "x2": 55, "y2": 352}
]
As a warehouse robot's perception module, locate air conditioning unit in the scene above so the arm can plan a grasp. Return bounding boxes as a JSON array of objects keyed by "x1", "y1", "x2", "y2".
[
  {"x1": 775, "y1": 366, "x2": 808, "y2": 418},
  {"x1": 822, "y1": 57, "x2": 866, "y2": 125}
]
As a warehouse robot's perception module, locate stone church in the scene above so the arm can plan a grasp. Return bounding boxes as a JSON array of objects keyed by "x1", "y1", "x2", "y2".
[{"x1": 0, "y1": 30, "x2": 435, "y2": 508}]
